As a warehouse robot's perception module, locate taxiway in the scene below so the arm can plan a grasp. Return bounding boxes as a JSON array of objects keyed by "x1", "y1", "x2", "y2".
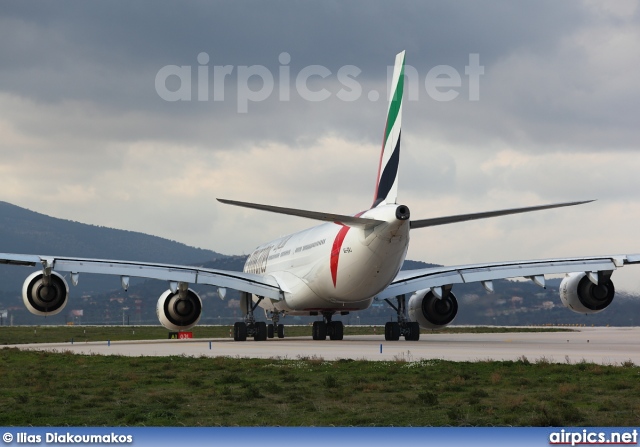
[{"x1": 7, "y1": 326, "x2": 640, "y2": 365}]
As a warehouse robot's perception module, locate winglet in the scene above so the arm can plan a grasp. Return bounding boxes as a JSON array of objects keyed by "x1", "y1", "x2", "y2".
[{"x1": 372, "y1": 50, "x2": 405, "y2": 208}]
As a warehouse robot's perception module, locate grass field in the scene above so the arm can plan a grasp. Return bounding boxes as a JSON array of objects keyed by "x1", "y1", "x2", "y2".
[
  {"x1": 5, "y1": 325, "x2": 630, "y2": 427},
  {"x1": 0, "y1": 347, "x2": 638, "y2": 426}
]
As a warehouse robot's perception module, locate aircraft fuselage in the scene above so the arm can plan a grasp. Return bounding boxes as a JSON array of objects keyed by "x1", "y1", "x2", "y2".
[{"x1": 243, "y1": 204, "x2": 410, "y2": 314}]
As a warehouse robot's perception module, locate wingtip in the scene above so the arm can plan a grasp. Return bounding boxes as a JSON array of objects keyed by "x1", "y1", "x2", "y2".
[{"x1": 558, "y1": 199, "x2": 595, "y2": 207}]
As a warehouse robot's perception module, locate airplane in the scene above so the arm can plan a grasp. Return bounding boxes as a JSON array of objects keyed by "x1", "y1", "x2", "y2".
[{"x1": 2, "y1": 51, "x2": 639, "y2": 342}]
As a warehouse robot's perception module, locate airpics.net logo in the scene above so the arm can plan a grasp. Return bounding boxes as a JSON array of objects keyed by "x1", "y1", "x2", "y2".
[
  {"x1": 549, "y1": 429, "x2": 639, "y2": 446},
  {"x1": 155, "y1": 52, "x2": 484, "y2": 113}
]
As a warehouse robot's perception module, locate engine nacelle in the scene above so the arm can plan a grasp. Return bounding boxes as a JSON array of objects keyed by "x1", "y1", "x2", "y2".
[
  {"x1": 157, "y1": 288, "x2": 203, "y2": 331},
  {"x1": 560, "y1": 272, "x2": 615, "y2": 314},
  {"x1": 408, "y1": 289, "x2": 459, "y2": 329},
  {"x1": 22, "y1": 271, "x2": 69, "y2": 316}
]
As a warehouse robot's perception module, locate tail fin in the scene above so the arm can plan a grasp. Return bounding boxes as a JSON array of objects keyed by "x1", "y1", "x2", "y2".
[{"x1": 372, "y1": 50, "x2": 405, "y2": 208}]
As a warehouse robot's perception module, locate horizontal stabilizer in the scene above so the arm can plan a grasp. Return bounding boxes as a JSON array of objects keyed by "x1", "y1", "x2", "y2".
[
  {"x1": 410, "y1": 200, "x2": 594, "y2": 229},
  {"x1": 217, "y1": 199, "x2": 384, "y2": 228}
]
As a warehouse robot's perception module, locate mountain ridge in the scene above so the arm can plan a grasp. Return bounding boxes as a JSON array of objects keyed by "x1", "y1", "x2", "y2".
[{"x1": 0, "y1": 201, "x2": 225, "y2": 294}]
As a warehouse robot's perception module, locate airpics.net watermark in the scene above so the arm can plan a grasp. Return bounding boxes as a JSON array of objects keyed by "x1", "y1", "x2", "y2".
[{"x1": 155, "y1": 52, "x2": 484, "y2": 113}]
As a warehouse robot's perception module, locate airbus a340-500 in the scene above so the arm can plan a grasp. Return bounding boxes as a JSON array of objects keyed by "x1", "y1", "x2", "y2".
[{"x1": 2, "y1": 51, "x2": 638, "y2": 341}]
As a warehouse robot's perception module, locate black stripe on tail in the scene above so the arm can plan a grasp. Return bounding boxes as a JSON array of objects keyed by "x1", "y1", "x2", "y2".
[{"x1": 373, "y1": 131, "x2": 401, "y2": 207}]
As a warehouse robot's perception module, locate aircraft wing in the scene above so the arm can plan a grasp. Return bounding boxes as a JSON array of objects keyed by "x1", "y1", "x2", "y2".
[
  {"x1": 376, "y1": 254, "x2": 640, "y2": 300},
  {"x1": 0, "y1": 253, "x2": 283, "y2": 299}
]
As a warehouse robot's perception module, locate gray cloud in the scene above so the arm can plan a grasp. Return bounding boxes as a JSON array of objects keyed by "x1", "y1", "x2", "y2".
[{"x1": 3, "y1": 1, "x2": 636, "y2": 150}]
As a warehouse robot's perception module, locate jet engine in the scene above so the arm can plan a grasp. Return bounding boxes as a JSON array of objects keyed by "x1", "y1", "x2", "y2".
[
  {"x1": 408, "y1": 289, "x2": 458, "y2": 329},
  {"x1": 560, "y1": 272, "x2": 615, "y2": 314},
  {"x1": 156, "y1": 288, "x2": 203, "y2": 331},
  {"x1": 22, "y1": 271, "x2": 69, "y2": 316}
]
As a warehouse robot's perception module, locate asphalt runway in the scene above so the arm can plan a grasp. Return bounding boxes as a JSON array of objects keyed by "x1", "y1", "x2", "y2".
[{"x1": 9, "y1": 327, "x2": 640, "y2": 365}]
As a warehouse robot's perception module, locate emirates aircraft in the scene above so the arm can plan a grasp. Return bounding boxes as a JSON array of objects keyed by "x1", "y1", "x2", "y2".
[{"x1": 2, "y1": 51, "x2": 639, "y2": 341}]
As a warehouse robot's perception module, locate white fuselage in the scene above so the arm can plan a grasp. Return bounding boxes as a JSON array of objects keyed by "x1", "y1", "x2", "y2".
[{"x1": 243, "y1": 204, "x2": 410, "y2": 315}]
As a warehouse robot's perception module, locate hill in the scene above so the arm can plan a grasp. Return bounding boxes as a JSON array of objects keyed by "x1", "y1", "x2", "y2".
[{"x1": 0, "y1": 201, "x2": 224, "y2": 295}]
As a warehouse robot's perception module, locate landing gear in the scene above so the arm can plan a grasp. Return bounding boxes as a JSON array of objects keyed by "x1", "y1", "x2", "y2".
[
  {"x1": 384, "y1": 295, "x2": 421, "y2": 341},
  {"x1": 312, "y1": 312, "x2": 344, "y2": 340},
  {"x1": 233, "y1": 295, "x2": 287, "y2": 342},
  {"x1": 234, "y1": 321, "x2": 267, "y2": 341},
  {"x1": 233, "y1": 292, "x2": 269, "y2": 341},
  {"x1": 267, "y1": 311, "x2": 285, "y2": 339},
  {"x1": 267, "y1": 323, "x2": 285, "y2": 339}
]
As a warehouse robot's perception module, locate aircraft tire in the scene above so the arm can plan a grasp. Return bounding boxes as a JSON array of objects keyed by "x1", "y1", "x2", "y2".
[
  {"x1": 234, "y1": 322, "x2": 247, "y2": 341},
  {"x1": 254, "y1": 321, "x2": 267, "y2": 341},
  {"x1": 385, "y1": 322, "x2": 400, "y2": 341},
  {"x1": 329, "y1": 321, "x2": 344, "y2": 340},
  {"x1": 277, "y1": 324, "x2": 285, "y2": 338},
  {"x1": 312, "y1": 321, "x2": 327, "y2": 340},
  {"x1": 405, "y1": 322, "x2": 420, "y2": 341}
]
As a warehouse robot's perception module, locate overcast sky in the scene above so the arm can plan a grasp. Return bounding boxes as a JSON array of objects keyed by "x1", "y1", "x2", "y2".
[{"x1": 2, "y1": 1, "x2": 640, "y2": 291}]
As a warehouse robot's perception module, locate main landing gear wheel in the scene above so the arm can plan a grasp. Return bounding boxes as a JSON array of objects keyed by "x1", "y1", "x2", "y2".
[
  {"x1": 277, "y1": 324, "x2": 285, "y2": 339},
  {"x1": 312, "y1": 313, "x2": 344, "y2": 340},
  {"x1": 312, "y1": 321, "x2": 327, "y2": 340},
  {"x1": 234, "y1": 322, "x2": 247, "y2": 341},
  {"x1": 406, "y1": 322, "x2": 420, "y2": 341},
  {"x1": 254, "y1": 321, "x2": 267, "y2": 341},
  {"x1": 384, "y1": 295, "x2": 421, "y2": 341},
  {"x1": 329, "y1": 321, "x2": 344, "y2": 340},
  {"x1": 385, "y1": 322, "x2": 400, "y2": 341}
]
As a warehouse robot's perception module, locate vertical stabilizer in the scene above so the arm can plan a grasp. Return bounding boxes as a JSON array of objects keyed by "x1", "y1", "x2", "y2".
[{"x1": 372, "y1": 50, "x2": 405, "y2": 208}]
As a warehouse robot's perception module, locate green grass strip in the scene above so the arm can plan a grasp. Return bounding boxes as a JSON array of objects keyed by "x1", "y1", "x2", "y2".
[{"x1": 0, "y1": 348, "x2": 637, "y2": 426}]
